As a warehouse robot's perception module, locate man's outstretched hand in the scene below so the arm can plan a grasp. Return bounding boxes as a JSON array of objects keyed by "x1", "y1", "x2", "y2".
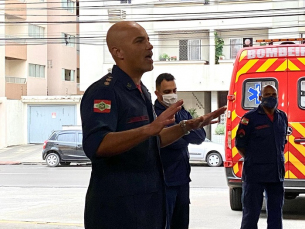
[
  {"x1": 186, "y1": 106, "x2": 227, "y2": 131},
  {"x1": 149, "y1": 100, "x2": 183, "y2": 136}
]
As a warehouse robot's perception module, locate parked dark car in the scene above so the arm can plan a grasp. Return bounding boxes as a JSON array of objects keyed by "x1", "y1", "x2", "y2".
[{"x1": 42, "y1": 130, "x2": 90, "y2": 167}]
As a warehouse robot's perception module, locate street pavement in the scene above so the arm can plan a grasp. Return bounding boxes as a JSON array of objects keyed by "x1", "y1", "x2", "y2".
[
  {"x1": 1, "y1": 145, "x2": 305, "y2": 229},
  {"x1": 0, "y1": 144, "x2": 44, "y2": 165}
]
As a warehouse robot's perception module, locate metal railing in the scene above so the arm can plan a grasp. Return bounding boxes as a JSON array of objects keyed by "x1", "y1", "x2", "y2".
[
  {"x1": 5, "y1": 76, "x2": 26, "y2": 84},
  {"x1": 5, "y1": 35, "x2": 26, "y2": 44}
]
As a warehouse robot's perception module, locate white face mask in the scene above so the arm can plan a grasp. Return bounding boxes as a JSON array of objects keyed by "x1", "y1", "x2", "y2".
[{"x1": 162, "y1": 93, "x2": 178, "y2": 107}]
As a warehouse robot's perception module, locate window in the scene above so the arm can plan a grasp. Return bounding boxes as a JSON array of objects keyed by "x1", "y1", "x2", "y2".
[
  {"x1": 57, "y1": 133, "x2": 75, "y2": 142},
  {"x1": 230, "y1": 38, "x2": 242, "y2": 59},
  {"x1": 62, "y1": 0, "x2": 75, "y2": 13},
  {"x1": 62, "y1": 33, "x2": 75, "y2": 47},
  {"x1": 77, "y1": 133, "x2": 83, "y2": 144},
  {"x1": 28, "y1": 24, "x2": 45, "y2": 38},
  {"x1": 242, "y1": 80, "x2": 277, "y2": 109},
  {"x1": 299, "y1": 79, "x2": 305, "y2": 109},
  {"x1": 188, "y1": 40, "x2": 201, "y2": 60},
  {"x1": 29, "y1": 64, "x2": 45, "y2": 78},
  {"x1": 179, "y1": 39, "x2": 201, "y2": 61},
  {"x1": 49, "y1": 133, "x2": 57, "y2": 140},
  {"x1": 62, "y1": 69, "x2": 75, "y2": 81}
]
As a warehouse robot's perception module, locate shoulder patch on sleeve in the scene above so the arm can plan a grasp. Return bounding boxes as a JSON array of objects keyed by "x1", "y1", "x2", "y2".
[
  {"x1": 237, "y1": 129, "x2": 246, "y2": 137},
  {"x1": 94, "y1": 100, "x2": 111, "y2": 113},
  {"x1": 241, "y1": 117, "x2": 249, "y2": 125}
]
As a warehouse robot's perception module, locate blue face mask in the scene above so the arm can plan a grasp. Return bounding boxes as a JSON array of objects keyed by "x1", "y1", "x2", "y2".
[{"x1": 261, "y1": 96, "x2": 278, "y2": 109}]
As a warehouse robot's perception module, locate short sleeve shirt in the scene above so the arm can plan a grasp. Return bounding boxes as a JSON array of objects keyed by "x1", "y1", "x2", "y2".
[
  {"x1": 235, "y1": 105, "x2": 288, "y2": 182},
  {"x1": 80, "y1": 65, "x2": 163, "y2": 196}
]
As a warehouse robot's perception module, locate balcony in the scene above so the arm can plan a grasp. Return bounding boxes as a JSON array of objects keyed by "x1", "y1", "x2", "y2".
[
  {"x1": 5, "y1": 35, "x2": 27, "y2": 60},
  {"x1": 5, "y1": 0, "x2": 27, "y2": 20},
  {"x1": 5, "y1": 77, "x2": 27, "y2": 99},
  {"x1": 153, "y1": 61, "x2": 233, "y2": 91}
]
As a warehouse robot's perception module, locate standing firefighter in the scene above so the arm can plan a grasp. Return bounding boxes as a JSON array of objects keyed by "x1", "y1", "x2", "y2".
[{"x1": 235, "y1": 84, "x2": 288, "y2": 229}]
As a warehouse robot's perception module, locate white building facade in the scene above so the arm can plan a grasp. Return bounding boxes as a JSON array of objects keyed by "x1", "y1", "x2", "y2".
[
  {"x1": 1, "y1": 0, "x2": 305, "y2": 148},
  {"x1": 79, "y1": 0, "x2": 305, "y2": 141}
]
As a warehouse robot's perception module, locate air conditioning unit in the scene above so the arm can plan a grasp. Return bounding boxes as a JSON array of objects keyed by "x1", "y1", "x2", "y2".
[{"x1": 108, "y1": 9, "x2": 126, "y2": 22}]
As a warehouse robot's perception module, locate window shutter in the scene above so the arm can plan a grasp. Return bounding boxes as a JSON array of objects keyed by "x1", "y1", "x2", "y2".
[{"x1": 179, "y1": 40, "x2": 188, "y2": 61}]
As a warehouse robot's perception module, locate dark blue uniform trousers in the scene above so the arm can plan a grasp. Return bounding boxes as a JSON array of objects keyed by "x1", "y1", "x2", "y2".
[
  {"x1": 165, "y1": 183, "x2": 190, "y2": 229},
  {"x1": 241, "y1": 182, "x2": 284, "y2": 229},
  {"x1": 84, "y1": 188, "x2": 165, "y2": 229}
]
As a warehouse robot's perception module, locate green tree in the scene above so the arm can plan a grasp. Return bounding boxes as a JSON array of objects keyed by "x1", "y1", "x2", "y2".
[
  {"x1": 215, "y1": 123, "x2": 225, "y2": 135},
  {"x1": 215, "y1": 32, "x2": 224, "y2": 64},
  {"x1": 187, "y1": 108, "x2": 199, "y2": 118}
]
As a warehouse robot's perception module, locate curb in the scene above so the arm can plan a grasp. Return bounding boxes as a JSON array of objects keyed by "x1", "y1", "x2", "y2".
[
  {"x1": 0, "y1": 161, "x2": 45, "y2": 165},
  {"x1": 0, "y1": 161, "x2": 22, "y2": 165}
]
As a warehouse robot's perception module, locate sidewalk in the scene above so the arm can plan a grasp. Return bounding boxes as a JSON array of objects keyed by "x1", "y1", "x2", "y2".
[{"x1": 0, "y1": 144, "x2": 44, "y2": 165}]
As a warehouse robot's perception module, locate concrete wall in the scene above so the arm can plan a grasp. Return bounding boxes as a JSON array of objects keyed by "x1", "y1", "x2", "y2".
[
  {"x1": 6, "y1": 100, "x2": 26, "y2": 146},
  {"x1": 5, "y1": 60, "x2": 26, "y2": 77},
  {"x1": 47, "y1": 0, "x2": 77, "y2": 96},
  {"x1": 0, "y1": 4, "x2": 5, "y2": 148},
  {"x1": 26, "y1": 0, "x2": 48, "y2": 96},
  {"x1": 0, "y1": 98, "x2": 7, "y2": 148},
  {"x1": 5, "y1": 83, "x2": 27, "y2": 99}
]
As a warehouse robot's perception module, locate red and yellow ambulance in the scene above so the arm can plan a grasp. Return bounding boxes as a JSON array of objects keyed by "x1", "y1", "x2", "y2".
[{"x1": 224, "y1": 39, "x2": 305, "y2": 210}]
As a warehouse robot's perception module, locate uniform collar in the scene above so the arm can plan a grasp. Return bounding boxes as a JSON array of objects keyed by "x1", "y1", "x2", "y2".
[
  {"x1": 154, "y1": 99, "x2": 167, "y2": 110},
  {"x1": 112, "y1": 65, "x2": 139, "y2": 91},
  {"x1": 257, "y1": 104, "x2": 280, "y2": 115}
]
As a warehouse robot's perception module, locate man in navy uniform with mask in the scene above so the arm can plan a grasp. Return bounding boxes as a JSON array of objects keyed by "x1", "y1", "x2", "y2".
[
  {"x1": 154, "y1": 73, "x2": 206, "y2": 229},
  {"x1": 235, "y1": 84, "x2": 288, "y2": 229}
]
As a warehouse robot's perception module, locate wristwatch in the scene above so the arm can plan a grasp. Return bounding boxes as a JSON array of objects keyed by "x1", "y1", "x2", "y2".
[{"x1": 179, "y1": 120, "x2": 190, "y2": 135}]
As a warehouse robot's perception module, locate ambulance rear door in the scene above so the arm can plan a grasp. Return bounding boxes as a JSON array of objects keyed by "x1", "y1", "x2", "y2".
[
  {"x1": 286, "y1": 57, "x2": 305, "y2": 179},
  {"x1": 232, "y1": 50, "x2": 288, "y2": 178}
]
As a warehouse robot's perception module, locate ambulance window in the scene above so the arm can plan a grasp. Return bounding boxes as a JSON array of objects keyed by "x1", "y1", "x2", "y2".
[
  {"x1": 242, "y1": 80, "x2": 277, "y2": 109},
  {"x1": 299, "y1": 79, "x2": 305, "y2": 109}
]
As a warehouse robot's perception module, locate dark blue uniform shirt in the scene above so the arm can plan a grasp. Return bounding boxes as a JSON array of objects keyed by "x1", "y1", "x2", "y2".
[
  {"x1": 81, "y1": 65, "x2": 164, "y2": 197},
  {"x1": 154, "y1": 100, "x2": 206, "y2": 186},
  {"x1": 235, "y1": 105, "x2": 288, "y2": 183}
]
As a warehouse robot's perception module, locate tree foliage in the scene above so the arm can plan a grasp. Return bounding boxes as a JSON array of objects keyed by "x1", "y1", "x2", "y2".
[{"x1": 215, "y1": 32, "x2": 224, "y2": 64}]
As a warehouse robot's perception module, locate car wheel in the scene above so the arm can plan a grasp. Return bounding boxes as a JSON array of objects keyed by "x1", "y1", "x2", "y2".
[
  {"x1": 230, "y1": 187, "x2": 242, "y2": 211},
  {"x1": 206, "y1": 152, "x2": 223, "y2": 167},
  {"x1": 60, "y1": 162, "x2": 71, "y2": 166},
  {"x1": 46, "y1": 152, "x2": 60, "y2": 167}
]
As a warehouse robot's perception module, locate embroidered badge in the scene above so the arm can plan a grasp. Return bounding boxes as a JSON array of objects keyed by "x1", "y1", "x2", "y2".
[
  {"x1": 241, "y1": 117, "x2": 249, "y2": 125},
  {"x1": 255, "y1": 124, "x2": 269, "y2": 130},
  {"x1": 127, "y1": 115, "x2": 149, "y2": 123},
  {"x1": 237, "y1": 129, "x2": 246, "y2": 138},
  {"x1": 93, "y1": 100, "x2": 111, "y2": 113}
]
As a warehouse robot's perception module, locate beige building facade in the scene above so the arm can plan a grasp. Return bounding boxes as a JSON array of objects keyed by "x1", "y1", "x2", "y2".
[{"x1": 0, "y1": 0, "x2": 81, "y2": 148}]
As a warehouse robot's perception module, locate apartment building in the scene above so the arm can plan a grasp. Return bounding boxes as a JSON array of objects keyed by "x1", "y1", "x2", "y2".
[
  {"x1": 0, "y1": 0, "x2": 81, "y2": 148},
  {"x1": 1, "y1": 0, "x2": 304, "y2": 148},
  {"x1": 79, "y1": 0, "x2": 305, "y2": 141}
]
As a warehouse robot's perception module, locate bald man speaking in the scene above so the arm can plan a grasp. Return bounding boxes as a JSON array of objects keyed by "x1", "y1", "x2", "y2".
[{"x1": 80, "y1": 21, "x2": 226, "y2": 229}]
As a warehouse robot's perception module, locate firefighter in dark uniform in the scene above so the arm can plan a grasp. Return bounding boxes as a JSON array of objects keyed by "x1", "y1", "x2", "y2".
[
  {"x1": 80, "y1": 21, "x2": 226, "y2": 229},
  {"x1": 235, "y1": 85, "x2": 288, "y2": 229},
  {"x1": 81, "y1": 66, "x2": 167, "y2": 229},
  {"x1": 154, "y1": 73, "x2": 206, "y2": 229}
]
